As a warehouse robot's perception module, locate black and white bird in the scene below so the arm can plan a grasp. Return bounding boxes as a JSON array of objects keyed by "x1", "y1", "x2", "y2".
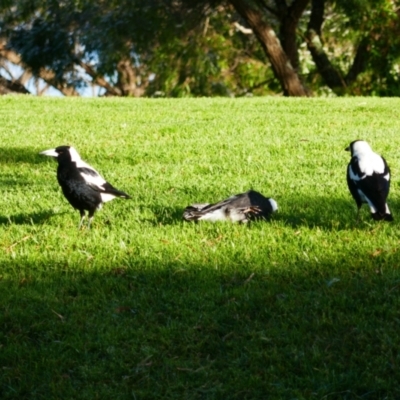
[
  {"x1": 183, "y1": 190, "x2": 278, "y2": 223},
  {"x1": 40, "y1": 145, "x2": 131, "y2": 228},
  {"x1": 346, "y1": 140, "x2": 393, "y2": 222}
]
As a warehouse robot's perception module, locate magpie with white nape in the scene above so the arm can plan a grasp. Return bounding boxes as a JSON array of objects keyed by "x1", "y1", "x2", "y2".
[
  {"x1": 183, "y1": 190, "x2": 278, "y2": 223},
  {"x1": 346, "y1": 140, "x2": 393, "y2": 222},
  {"x1": 40, "y1": 146, "x2": 131, "y2": 229}
]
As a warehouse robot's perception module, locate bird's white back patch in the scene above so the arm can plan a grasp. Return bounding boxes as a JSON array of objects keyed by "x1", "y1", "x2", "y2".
[
  {"x1": 269, "y1": 198, "x2": 278, "y2": 212},
  {"x1": 358, "y1": 153, "x2": 385, "y2": 175},
  {"x1": 351, "y1": 142, "x2": 385, "y2": 176}
]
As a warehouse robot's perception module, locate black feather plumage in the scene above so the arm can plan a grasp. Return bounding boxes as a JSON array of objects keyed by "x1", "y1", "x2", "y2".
[
  {"x1": 40, "y1": 145, "x2": 131, "y2": 228},
  {"x1": 345, "y1": 140, "x2": 393, "y2": 222}
]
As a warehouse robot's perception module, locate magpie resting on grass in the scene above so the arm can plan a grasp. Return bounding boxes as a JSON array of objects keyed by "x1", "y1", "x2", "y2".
[
  {"x1": 346, "y1": 140, "x2": 393, "y2": 222},
  {"x1": 40, "y1": 146, "x2": 131, "y2": 228},
  {"x1": 183, "y1": 190, "x2": 278, "y2": 223}
]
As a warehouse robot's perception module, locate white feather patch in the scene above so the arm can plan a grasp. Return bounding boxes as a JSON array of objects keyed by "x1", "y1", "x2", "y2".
[
  {"x1": 228, "y1": 209, "x2": 245, "y2": 222},
  {"x1": 70, "y1": 147, "x2": 104, "y2": 175},
  {"x1": 358, "y1": 153, "x2": 385, "y2": 176},
  {"x1": 351, "y1": 142, "x2": 385, "y2": 176},
  {"x1": 69, "y1": 147, "x2": 113, "y2": 197},
  {"x1": 357, "y1": 189, "x2": 377, "y2": 213},
  {"x1": 80, "y1": 172, "x2": 107, "y2": 191},
  {"x1": 192, "y1": 203, "x2": 210, "y2": 209},
  {"x1": 100, "y1": 193, "x2": 118, "y2": 203},
  {"x1": 349, "y1": 165, "x2": 364, "y2": 181},
  {"x1": 69, "y1": 147, "x2": 84, "y2": 163},
  {"x1": 198, "y1": 208, "x2": 228, "y2": 222},
  {"x1": 269, "y1": 198, "x2": 278, "y2": 212}
]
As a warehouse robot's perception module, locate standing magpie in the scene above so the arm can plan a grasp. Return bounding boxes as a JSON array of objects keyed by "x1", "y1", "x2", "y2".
[
  {"x1": 183, "y1": 190, "x2": 278, "y2": 223},
  {"x1": 346, "y1": 140, "x2": 393, "y2": 222},
  {"x1": 40, "y1": 145, "x2": 131, "y2": 228}
]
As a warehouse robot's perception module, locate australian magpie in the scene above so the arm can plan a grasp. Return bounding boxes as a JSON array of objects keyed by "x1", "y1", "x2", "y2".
[
  {"x1": 183, "y1": 190, "x2": 278, "y2": 223},
  {"x1": 40, "y1": 145, "x2": 131, "y2": 228},
  {"x1": 346, "y1": 140, "x2": 393, "y2": 222}
]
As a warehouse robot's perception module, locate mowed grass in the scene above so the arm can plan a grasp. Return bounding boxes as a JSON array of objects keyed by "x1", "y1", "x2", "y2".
[{"x1": 1, "y1": 96, "x2": 400, "y2": 399}]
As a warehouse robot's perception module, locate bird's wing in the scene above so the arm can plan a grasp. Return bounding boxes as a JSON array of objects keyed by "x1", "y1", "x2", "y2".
[
  {"x1": 347, "y1": 164, "x2": 363, "y2": 207},
  {"x1": 183, "y1": 195, "x2": 240, "y2": 221},
  {"x1": 348, "y1": 157, "x2": 365, "y2": 181},
  {"x1": 78, "y1": 167, "x2": 107, "y2": 190},
  {"x1": 356, "y1": 173, "x2": 390, "y2": 214},
  {"x1": 196, "y1": 195, "x2": 240, "y2": 213},
  {"x1": 349, "y1": 156, "x2": 390, "y2": 214},
  {"x1": 78, "y1": 167, "x2": 131, "y2": 199}
]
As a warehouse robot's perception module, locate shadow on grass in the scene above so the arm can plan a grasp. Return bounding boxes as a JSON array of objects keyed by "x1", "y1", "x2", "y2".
[
  {"x1": 1, "y1": 252, "x2": 400, "y2": 399},
  {"x1": 273, "y1": 193, "x2": 398, "y2": 230},
  {"x1": 149, "y1": 205, "x2": 186, "y2": 225},
  {"x1": 274, "y1": 196, "x2": 355, "y2": 230},
  {"x1": 0, "y1": 146, "x2": 51, "y2": 165},
  {"x1": 0, "y1": 210, "x2": 59, "y2": 225}
]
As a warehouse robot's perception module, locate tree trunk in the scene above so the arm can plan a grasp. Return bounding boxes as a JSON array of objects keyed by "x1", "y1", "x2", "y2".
[
  {"x1": 306, "y1": 0, "x2": 371, "y2": 92},
  {"x1": 305, "y1": 0, "x2": 345, "y2": 90},
  {"x1": 230, "y1": 0, "x2": 308, "y2": 96},
  {"x1": 345, "y1": 38, "x2": 369, "y2": 85},
  {"x1": 75, "y1": 58, "x2": 122, "y2": 96},
  {"x1": 117, "y1": 59, "x2": 145, "y2": 97},
  {"x1": 279, "y1": 0, "x2": 310, "y2": 71},
  {"x1": 0, "y1": 76, "x2": 30, "y2": 95}
]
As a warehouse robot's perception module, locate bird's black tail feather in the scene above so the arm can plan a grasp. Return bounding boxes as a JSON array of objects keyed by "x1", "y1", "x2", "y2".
[
  {"x1": 114, "y1": 190, "x2": 131, "y2": 199},
  {"x1": 102, "y1": 182, "x2": 131, "y2": 199}
]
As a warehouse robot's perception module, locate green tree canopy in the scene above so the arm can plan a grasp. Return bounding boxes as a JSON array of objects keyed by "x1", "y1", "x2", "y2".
[{"x1": 0, "y1": 0, "x2": 399, "y2": 96}]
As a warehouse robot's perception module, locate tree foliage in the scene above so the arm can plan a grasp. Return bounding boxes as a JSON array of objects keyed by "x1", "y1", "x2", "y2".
[
  {"x1": 305, "y1": 0, "x2": 400, "y2": 95},
  {"x1": 0, "y1": 0, "x2": 399, "y2": 96}
]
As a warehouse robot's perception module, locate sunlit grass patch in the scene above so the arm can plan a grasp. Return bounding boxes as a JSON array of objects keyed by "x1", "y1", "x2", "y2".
[{"x1": 1, "y1": 97, "x2": 400, "y2": 398}]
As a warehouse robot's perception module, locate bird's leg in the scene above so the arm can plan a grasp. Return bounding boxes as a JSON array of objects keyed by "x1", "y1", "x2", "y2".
[
  {"x1": 87, "y1": 217, "x2": 94, "y2": 229},
  {"x1": 78, "y1": 210, "x2": 85, "y2": 230},
  {"x1": 355, "y1": 207, "x2": 361, "y2": 224},
  {"x1": 87, "y1": 210, "x2": 95, "y2": 229}
]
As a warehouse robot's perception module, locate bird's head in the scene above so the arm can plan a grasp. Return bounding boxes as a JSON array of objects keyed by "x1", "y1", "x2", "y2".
[
  {"x1": 345, "y1": 140, "x2": 372, "y2": 157},
  {"x1": 39, "y1": 146, "x2": 81, "y2": 163}
]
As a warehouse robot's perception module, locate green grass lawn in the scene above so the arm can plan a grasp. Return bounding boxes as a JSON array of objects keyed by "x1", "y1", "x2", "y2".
[{"x1": 1, "y1": 96, "x2": 400, "y2": 399}]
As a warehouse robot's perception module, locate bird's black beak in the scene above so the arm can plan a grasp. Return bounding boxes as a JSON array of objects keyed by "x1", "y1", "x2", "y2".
[{"x1": 345, "y1": 146, "x2": 350, "y2": 151}]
